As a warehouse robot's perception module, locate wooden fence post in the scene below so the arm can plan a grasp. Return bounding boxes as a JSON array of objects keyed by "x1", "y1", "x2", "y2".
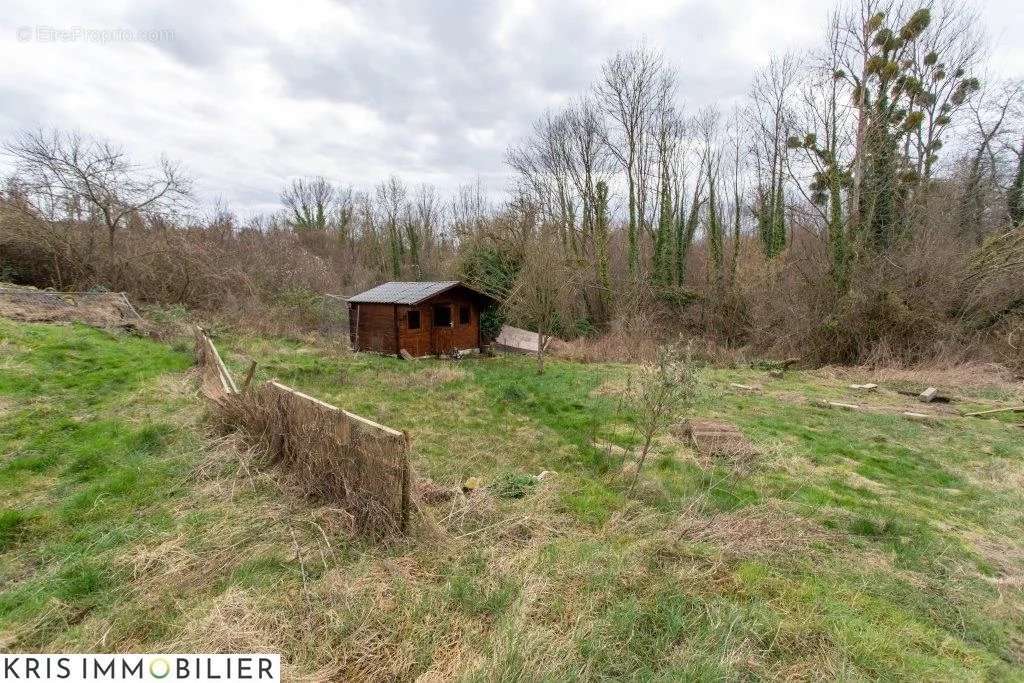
[{"x1": 400, "y1": 430, "x2": 411, "y2": 533}]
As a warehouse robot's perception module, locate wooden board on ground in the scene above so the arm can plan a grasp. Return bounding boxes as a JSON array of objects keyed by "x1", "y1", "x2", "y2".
[
  {"x1": 495, "y1": 325, "x2": 561, "y2": 354},
  {"x1": 676, "y1": 419, "x2": 759, "y2": 461},
  {"x1": 964, "y1": 405, "x2": 1024, "y2": 417}
]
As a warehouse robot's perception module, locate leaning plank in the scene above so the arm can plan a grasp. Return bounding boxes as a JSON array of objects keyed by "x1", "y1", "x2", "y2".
[
  {"x1": 207, "y1": 335, "x2": 238, "y2": 394},
  {"x1": 267, "y1": 381, "x2": 404, "y2": 437},
  {"x1": 964, "y1": 406, "x2": 1024, "y2": 417},
  {"x1": 194, "y1": 327, "x2": 237, "y2": 399},
  {"x1": 117, "y1": 292, "x2": 143, "y2": 321}
]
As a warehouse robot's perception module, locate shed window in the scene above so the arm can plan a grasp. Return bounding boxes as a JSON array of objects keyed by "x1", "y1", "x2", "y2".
[
  {"x1": 407, "y1": 309, "x2": 420, "y2": 329},
  {"x1": 459, "y1": 305, "x2": 470, "y2": 325},
  {"x1": 433, "y1": 304, "x2": 452, "y2": 327}
]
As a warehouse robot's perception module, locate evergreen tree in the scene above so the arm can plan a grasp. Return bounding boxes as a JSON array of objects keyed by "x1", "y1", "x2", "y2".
[
  {"x1": 653, "y1": 163, "x2": 674, "y2": 284},
  {"x1": 675, "y1": 175, "x2": 704, "y2": 286},
  {"x1": 706, "y1": 168, "x2": 725, "y2": 294}
]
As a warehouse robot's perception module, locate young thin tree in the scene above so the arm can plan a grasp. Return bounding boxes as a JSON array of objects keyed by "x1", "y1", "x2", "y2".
[
  {"x1": 626, "y1": 341, "x2": 700, "y2": 494},
  {"x1": 503, "y1": 225, "x2": 576, "y2": 374}
]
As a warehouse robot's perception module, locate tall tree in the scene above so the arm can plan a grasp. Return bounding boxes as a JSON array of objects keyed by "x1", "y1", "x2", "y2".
[
  {"x1": 375, "y1": 175, "x2": 407, "y2": 279},
  {"x1": 748, "y1": 54, "x2": 798, "y2": 258},
  {"x1": 839, "y1": 5, "x2": 936, "y2": 248},
  {"x1": 597, "y1": 45, "x2": 669, "y2": 279}
]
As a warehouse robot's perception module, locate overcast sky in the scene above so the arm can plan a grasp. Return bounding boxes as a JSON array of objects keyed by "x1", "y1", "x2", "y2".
[{"x1": 2, "y1": 0, "x2": 1022, "y2": 218}]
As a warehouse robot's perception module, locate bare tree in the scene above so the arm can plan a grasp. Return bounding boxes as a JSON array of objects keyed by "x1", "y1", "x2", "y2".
[
  {"x1": 747, "y1": 53, "x2": 799, "y2": 258},
  {"x1": 281, "y1": 176, "x2": 336, "y2": 232},
  {"x1": 960, "y1": 79, "x2": 1024, "y2": 238},
  {"x1": 596, "y1": 45, "x2": 670, "y2": 279},
  {"x1": 332, "y1": 184, "x2": 355, "y2": 243},
  {"x1": 503, "y1": 225, "x2": 577, "y2": 374},
  {"x1": 4, "y1": 128, "x2": 191, "y2": 248},
  {"x1": 449, "y1": 178, "x2": 492, "y2": 239},
  {"x1": 507, "y1": 109, "x2": 579, "y2": 254},
  {"x1": 413, "y1": 183, "x2": 442, "y2": 268}
]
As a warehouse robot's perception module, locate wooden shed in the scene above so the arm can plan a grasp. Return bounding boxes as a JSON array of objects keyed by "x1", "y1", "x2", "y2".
[{"x1": 347, "y1": 281, "x2": 497, "y2": 357}]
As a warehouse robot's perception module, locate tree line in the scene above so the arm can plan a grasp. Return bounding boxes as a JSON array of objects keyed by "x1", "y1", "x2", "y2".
[{"x1": 1, "y1": 0, "x2": 1021, "y2": 365}]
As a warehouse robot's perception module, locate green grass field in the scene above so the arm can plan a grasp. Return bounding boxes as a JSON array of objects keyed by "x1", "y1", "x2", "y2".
[{"x1": 1, "y1": 318, "x2": 1023, "y2": 680}]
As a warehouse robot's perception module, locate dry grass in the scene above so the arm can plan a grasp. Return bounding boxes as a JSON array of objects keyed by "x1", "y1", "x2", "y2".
[
  {"x1": 821, "y1": 362, "x2": 1023, "y2": 397},
  {"x1": 379, "y1": 363, "x2": 467, "y2": 389},
  {"x1": 674, "y1": 505, "x2": 831, "y2": 558},
  {"x1": 553, "y1": 323, "x2": 661, "y2": 364},
  {"x1": 0, "y1": 285, "x2": 143, "y2": 331},
  {"x1": 217, "y1": 382, "x2": 410, "y2": 538}
]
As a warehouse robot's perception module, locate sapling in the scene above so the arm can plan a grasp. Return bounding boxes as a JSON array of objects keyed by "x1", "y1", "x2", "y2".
[{"x1": 626, "y1": 340, "x2": 701, "y2": 494}]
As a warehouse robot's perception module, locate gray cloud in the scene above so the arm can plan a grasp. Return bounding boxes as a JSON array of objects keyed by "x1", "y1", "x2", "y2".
[{"x1": 1, "y1": 0, "x2": 1021, "y2": 217}]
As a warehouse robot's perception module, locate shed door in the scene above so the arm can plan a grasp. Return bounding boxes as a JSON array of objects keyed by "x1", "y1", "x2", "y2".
[{"x1": 431, "y1": 303, "x2": 454, "y2": 355}]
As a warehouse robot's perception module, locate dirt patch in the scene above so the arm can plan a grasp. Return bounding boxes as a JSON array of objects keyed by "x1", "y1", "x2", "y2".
[
  {"x1": 415, "y1": 478, "x2": 458, "y2": 505},
  {"x1": 589, "y1": 376, "x2": 629, "y2": 398},
  {"x1": 0, "y1": 285, "x2": 143, "y2": 331},
  {"x1": 674, "y1": 419, "x2": 758, "y2": 470},
  {"x1": 675, "y1": 505, "x2": 830, "y2": 557},
  {"x1": 379, "y1": 364, "x2": 467, "y2": 389}
]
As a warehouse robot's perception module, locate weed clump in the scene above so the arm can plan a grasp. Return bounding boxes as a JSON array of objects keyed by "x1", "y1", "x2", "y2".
[{"x1": 490, "y1": 472, "x2": 538, "y2": 500}]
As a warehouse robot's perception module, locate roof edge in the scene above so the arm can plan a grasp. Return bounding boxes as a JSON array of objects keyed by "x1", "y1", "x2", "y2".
[
  {"x1": 406, "y1": 281, "x2": 496, "y2": 305},
  {"x1": 346, "y1": 280, "x2": 498, "y2": 305}
]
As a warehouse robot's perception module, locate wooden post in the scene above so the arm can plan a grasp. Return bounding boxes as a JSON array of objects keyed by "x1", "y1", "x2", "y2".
[
  {"x1": 352, "y1": 304, "x2": 360, "y2": 351},
  {"x1": 400, "y1": 430, "x2": 411, "y2": 533},
  {"x1": 393, "y1": 304, "x2": 400, "y2": 357},
  {"x1": 241, "y1": 360, "x2": 257, "y2": 391}
]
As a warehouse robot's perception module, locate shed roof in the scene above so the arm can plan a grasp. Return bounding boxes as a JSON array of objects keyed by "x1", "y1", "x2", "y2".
[{"x1": 347, "y1": 281, "x2": 494, "y2": 305}]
